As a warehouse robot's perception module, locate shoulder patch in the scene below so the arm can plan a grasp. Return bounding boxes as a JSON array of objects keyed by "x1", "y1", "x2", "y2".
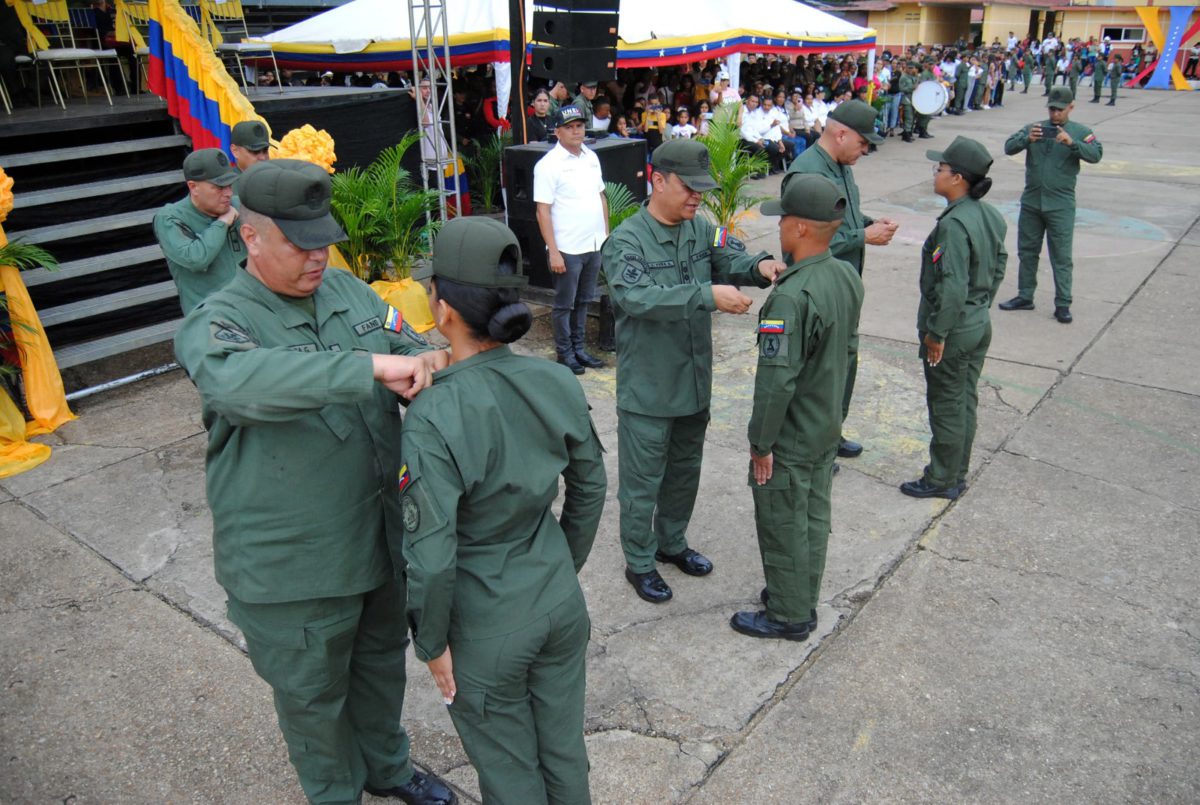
[
  {"x1": 759, "y1": 332, "x2": 788, "y2": 359},
  {"x1": 401, "y1": 320, "x2": 429, "y2": 345},
  {"x1": 1083, "y1": 133, "x2": 1097, "y2": 144},
  {"x1": 621, "y1": 254, "x2": 649, "y2": 284},
  {"x1": 401, "y1": 494, "x2": 421, "y2": 533},
  {"x1": 712, "y1": 227, "x2": 729, "y2": 248},
  {"x1": 384, "y1": 306, "x2": 404, "y2": 333},
  {"x1": 398, "y1": 463, "x2": 412, "y2": 493},
  {"x1": 932, "y1": 244, "x2": 944, "y2": 263},
  {"x1": 758, "y1": 319, "x2": 786, "y2": 334},
  {"x1": 210, "y1": 321, "x2": 258, "y2": 351},
  {"x1": 726, "y1": 236, "x2": 746, "y2": 252}
]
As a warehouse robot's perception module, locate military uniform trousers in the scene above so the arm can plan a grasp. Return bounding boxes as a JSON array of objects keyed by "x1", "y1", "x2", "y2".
[
  {"x1": 617, "y1": 408, "x2": 709, "y2": 573},
  {"x1": 1016, "y1": 205, "x2": 1075, "y2": 307},
  {"x1": 751, "y1": 447, "x2": 837, "y2": 624},
  {"x1": 447, "y1": 588, "x2": 591, "y2": 805},
  {"x1": 900, "y1": 95, "x2": 915, "y2": 134},
  {"x1": 227, "y1": 579, "x2": 412, "y2": 805},
  {"x1": 920, "y1": 322, "x2": 991, "y2": 489}
]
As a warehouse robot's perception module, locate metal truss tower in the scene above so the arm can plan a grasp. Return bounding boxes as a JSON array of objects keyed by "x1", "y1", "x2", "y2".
[{"x1": 408, "y1": 0, "x2": 461, "y2": 225}]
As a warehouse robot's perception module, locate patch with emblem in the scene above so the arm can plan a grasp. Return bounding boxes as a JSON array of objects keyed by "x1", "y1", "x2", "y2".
[
  {"x1": 353, "y1": 316, "x2": 382, "y2": 336},
  {"x1": 758, "y1": 319, "x2": 786, "y2": 334},
  {"x1": 384, "y1": 306, "x2": 404, "y2": 333},
  {"x1": 712, "y1": 227, "x2": 728, "y2": 248},
  {"x1": 932, "y1": 244, "x2": 944, "y2": 263},
  {"x1": 726, "y1": 236, "x2": 746, "y2": 252},
  {"x1": 401, "y1": 320, "x2": 429, "y2": 345},
  {"x1": 761, "y1": 333, "x2": 783, "y2": 358},
  {"x1": 622, "y1": 254, "x2": 648, "y2": 284},
  {"x1": 211, "y1": 322, "x2": 254, "y2": 344},
  {"x1": 401, "y1": 495, "x2": 421, "y2": 533},
  {"x1": 1083, "y1": 133, "x2": 1097, "y2": 144}
]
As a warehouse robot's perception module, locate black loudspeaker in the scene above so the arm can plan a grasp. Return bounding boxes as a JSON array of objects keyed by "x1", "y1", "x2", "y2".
[
  {"x1": 504, "y1": 138, "x2": 648, "y2": 289},
  {"x1": 529, "y1": 2, "x2": 619, "y2": 84}
]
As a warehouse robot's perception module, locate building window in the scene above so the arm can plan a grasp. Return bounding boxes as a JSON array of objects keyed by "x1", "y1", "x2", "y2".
[{"x1": 1101, "y1": 27, "x2": 1146, "y2": 44}]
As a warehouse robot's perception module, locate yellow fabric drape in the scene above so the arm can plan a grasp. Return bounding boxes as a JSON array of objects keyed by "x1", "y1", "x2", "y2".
[
  {"x1": 7, "y1": 0, "x2": 51, "y2": 52},
  {"x1": 369, "y1": 279, "x2": 436, "y2": 334}
]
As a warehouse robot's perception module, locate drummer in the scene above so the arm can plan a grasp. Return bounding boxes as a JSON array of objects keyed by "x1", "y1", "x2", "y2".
[{"x1": 914, "y1": 58, "x2": 937, "y2": 140}]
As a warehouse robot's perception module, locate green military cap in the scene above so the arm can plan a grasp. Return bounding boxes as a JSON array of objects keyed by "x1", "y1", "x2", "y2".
[
  {"x1": 651, "y1": 139, "x2": 717, "y2": 192},
  {"x1": 1047, "y1": 85, "x2": 1074, "y2": 108},
  {"x1": 828, "y1": 99, "x2": 884, "y2": 144},
  {"x1": 183, "y1": 148, "x2": 240, "y2": 187},
  {"x1": 425, "y1": 217, "x2": 527, "y2": 289},
  {"x1": 238, "y1": 159, "x2": 347, "y2": 250},
  {"x1": 926, "y1": 135, "x2": 993, "y2": 177},
  {"x1": 761, "y1": 174, "x2": 846, "y2": 222},
  {"x1": 580, "y1": 80, "x2": 598, "y2": 88},
  {"x1": 232, "y1": 120, "x2": 270, "y2": 151}
]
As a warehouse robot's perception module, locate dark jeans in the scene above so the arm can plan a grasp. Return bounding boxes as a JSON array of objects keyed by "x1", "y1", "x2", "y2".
[{"x1": 552, "y1": 250, "x2": 602, "y2": 357}]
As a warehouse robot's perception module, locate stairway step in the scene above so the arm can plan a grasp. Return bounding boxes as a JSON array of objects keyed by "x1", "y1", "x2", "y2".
[
  {"x1": 8, "y1": 208, "x2": 157, "y2": 245},
  {"x1": 14, "y1": 171, "x2": 184, "y2": 209},
  {"x1": 39, "y1": 280, "x2": 179, "y2": 328},
  {"x1": 21, "y1": 244, "x2": 165, "y2": 287},
  {"x1": 53, "y1": 319, "x2": 182, "y2": 370},
  {"x1": 0, "y1": 134, "x2": 190, "y2": 169}
]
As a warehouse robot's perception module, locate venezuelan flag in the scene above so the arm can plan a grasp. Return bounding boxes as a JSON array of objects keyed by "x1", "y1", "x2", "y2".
[{"x1": 384, "y1": 306, "x2": 404, "y2": 333}]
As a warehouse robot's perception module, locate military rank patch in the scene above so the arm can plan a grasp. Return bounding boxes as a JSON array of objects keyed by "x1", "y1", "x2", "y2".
[
  {"x1": 760, "y1": 333, "x2": 786, "y2": 359},
  {"x1": 401, "y1": 495, "x2": 421, "y2": 532},
  {"x1": 398, "y1": 464, "x2": 412, "y2": 493},
  {"x1": 1083, "y1": 133, "x2": 1097, "y2": 144},
  {"x1": 727, "y1": 236, "x2": 746, "y2": 252},
  {"x1": 712, "y1": 227, "x2": 728, "y2": 248},
  {"x1": 758, "y1": 319, "x2": 786, "y2": 334},
  {"x1": 212, "y1": 323, "x2": 253, "y2": 344},
  {"x1": 932, "y1": 244, "x2": 944, "y2": 263},
  {"x1": 401, "y1": 320, "x2": 429, "y2": 345},
  {"x1": 384, "y1": 306, "x2": 404, "y2": 333}
]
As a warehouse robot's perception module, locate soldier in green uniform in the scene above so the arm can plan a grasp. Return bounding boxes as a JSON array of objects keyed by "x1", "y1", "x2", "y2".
[
  {"x1": 952, "y1": 54, "x2": 970, "y2": 114},
  {"x1": 601, "y1": 139, "x2": 786, "y2": 604},
  {"x1": 731, "y1": 175, "x2": 864, "y2": 641},
  {"x1": 175, "y1": 160, "x2": 456, "y2": 805},
  {"x1": 230, "y1": 119, "x2": 271, "y2": 172},
  {"x1": 572, "y1": 80, "x2": 597, "y2": 126},
  {"x1": 902, "y1": 137, "x2": 1007, "y2": 500},
  {"x1": 899, "y1": 61, "x2": 918, "y2": 143},
  {"x1": 1068, "y1": 53, "x2": 1082, "y2": 99},
  {"x1": 916, "y1": 59, "x2": 937, "y2": 139},
  {"x1": 1022, "y1": 52, "x2": 1033, "y2": 93},
  {"x1": 999, "y1": 86, "x2": 1103, "y2": 324},
  {"x1": 1089, "y1": 53, "x2": 1106, "y2": 103},
  {"x1": 1107, "y1": 54, "x2": 1122, "y2": 106},
  {"x1": 784, "y1": 100, "x2": 895, "y2": 460},
  {"x1": 153, "y1": 148, "x2": 244, "y2": 313},
  {"x1": 401, "y1": 218, "x2": 607, "y2": 805}
]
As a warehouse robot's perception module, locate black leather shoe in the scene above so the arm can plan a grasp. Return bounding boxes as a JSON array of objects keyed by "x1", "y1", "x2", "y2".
[
  {"x1": 899, "y1": 477, "x2": 962, "y2": 500},
  {"x1": 655, "y1": 548, "x2": 713, "y2": 576},
  {"x1": 575, "y1": 349, "x2": 606, "y2": 369},
  {"x1": 918, "y1": 131, "x2": 934, "y2": 139},
  {"x1": 730, "y1": 610, "x2": 811, "y2": 641},
  {"x1": 837, "y1": 437, "x2": 863, "y2": 458},
  {"x1": 1105, "y1": 101, "x2": 1116, "y2": 106},
  {"x1": 998, "y1": 295, "x2": 1034, "y2": 311},
  {"x1": 1089, "y1": 98, "x2": 1100, "y2": 103},
  {"x1": 625, "y1": 568, "x2": 673, "y2": 603},
  {"x1": 366, "y1": 770, "x2": 457, "y2": 805},
  {"x1": 901, "y1": 133, "x2": 914, "y2": 143},
  {"x1": 557, "y1": 355, "x2": 585, "y2": 375},
  {"x1": 1054, "y1": 306, "x2": 1073, "y2": 324},
  {"x1": 759, "y1": 588, "x2": 818, "y2": 630}
]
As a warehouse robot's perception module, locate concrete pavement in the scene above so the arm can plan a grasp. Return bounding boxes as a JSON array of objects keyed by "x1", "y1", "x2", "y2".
[{"x1": 2, "y1": 85, "x2": 1198, "y2": 803}]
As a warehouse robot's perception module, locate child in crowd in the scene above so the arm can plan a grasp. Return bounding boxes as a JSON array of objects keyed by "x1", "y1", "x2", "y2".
[{"x1": 670, "y1": 107, "x2": 698, "y2": 139}]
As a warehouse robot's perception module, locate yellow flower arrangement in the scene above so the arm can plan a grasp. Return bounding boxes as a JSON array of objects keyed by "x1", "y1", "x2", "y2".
[
  {"x1": 272, "y1": 124, "x2": 337, "y2": 174},
  {"x1": 0, "y1": 168, "x2": 14, "y2": 226}
]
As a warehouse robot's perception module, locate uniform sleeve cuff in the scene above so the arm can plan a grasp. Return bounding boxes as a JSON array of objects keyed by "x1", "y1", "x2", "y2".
[{"x1": 701, "y1": 283, "x2": 716, "y2": 311}]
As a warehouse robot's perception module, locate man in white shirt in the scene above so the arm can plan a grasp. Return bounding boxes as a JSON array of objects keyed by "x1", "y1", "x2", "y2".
[
  {"x1": 1007, "y1": 32, "x2": 1019, "y2": 51},
  {"x1": 760, "y1": 95, "x2": 793, "y2": 167},
  {"x1": 739, "y1": 94, "x2": 783, "y2": 175},
  {"x1": 534, "y1": 105, "x2": 610, "y2": 374}
]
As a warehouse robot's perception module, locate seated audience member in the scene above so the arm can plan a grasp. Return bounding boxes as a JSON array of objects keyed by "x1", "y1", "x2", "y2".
[
  {"x1": 739, "y1": 94, "x2": 782, "y2": 177},
  {"x1": 591, "y1": 97, "x2": 613, "y2": 134},
  {"x1": 670, "y1": 107, "x2": 698, "y2": 139},
  {"x1": 759, "y1": 94, "x2": 792, "y2": 170}
]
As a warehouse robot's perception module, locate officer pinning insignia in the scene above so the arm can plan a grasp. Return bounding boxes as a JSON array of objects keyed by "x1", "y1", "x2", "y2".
[{"x1": 353, "y1": 317, "x2": 382, "y2": 336}]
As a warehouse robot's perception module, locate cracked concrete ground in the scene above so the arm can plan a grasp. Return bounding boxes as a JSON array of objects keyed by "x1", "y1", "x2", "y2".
[{"x1": 2, "y1": 88, "x2": 1198, "y2": 803}]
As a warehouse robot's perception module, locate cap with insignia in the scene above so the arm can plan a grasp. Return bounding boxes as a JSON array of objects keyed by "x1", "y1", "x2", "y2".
[
  {"x1": 238, "y1": 159, "x2": 347, "y2": 250},
  {"x1": 422, "y1": 217, "x2": 527, "y2": 289},
  {"x1": 651, "y1": 139, "x2": 717, "y2": 192},
  {"x1": 580, "y1": 80, "x2": 598, "y2": 88},
  {"x1": 232, "y1": 120, "x2": 271, "y2": 151},
  {"x1": 828, "y1": 99, "x2": 884, "y2": 145},
  {"x1": 554, "y1": 105, "x2": 587, "y2": 127},
  {"x1": 761, "y1": 174, "x2": 847, "y2": 221},
  {"x1": 926, "y1": 135, "x2": 993, "y2": 177},
  {"x1": 183, "y1": 148, "x2": 240, "y2": 187},
  {"x1": 1047, "y1": 85, "x2": 1074, "y2": 108}
]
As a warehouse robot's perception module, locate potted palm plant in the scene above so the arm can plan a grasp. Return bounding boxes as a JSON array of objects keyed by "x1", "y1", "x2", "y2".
[
  {"x1": 698, "y1": 105, "x2": 771, "y2": 238},
  {"x1": 464, "y1": 130, "x2": 511, "y2": 215}
]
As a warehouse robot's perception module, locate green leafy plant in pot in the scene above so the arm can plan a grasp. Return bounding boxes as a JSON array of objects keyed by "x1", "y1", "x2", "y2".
[{"x1": 697, "y1": 104, "x2": 771, "y2": 239}]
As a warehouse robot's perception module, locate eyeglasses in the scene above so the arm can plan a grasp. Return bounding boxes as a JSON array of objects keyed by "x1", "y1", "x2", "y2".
[{"x1": 932, "y1": 165, "x2": 953, "y2": 175}]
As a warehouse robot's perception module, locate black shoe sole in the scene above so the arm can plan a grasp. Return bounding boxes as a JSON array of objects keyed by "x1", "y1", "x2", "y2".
[
  {"x1": 729, "y1": 615, "x2": 811, "y2": 642},
  {"x1": 837, "y1": 445, "x2": 863, "y2": 458}
]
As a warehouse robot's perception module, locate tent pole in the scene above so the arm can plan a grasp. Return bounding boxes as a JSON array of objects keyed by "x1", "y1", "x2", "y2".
[{"x1": 510, "y1": 0, "x2": 527, "y2": 146}]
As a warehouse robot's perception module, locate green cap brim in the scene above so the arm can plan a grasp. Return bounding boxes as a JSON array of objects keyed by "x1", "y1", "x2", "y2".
[
  {"x1": 275, "y1": 212, "x2": 348, "y2": 251},
  {"x1": 864, "y1": 130, "x2": 885, "y2": 145},
  {"x1": 677, "y1": 171, "x2": 717, "y2": 192},
  {"x1": 210, "y1": 170, "x2": 241, "y2": 187},
  {"x1": 926, "y1": 149, "x2": 946, "y2": 163},
  {"x1": 760, "y1": 198, "x2": 786, "y2": 216},
  {"x1": 1047, "y1": 101, "x2": 1069, "y2": 109}
]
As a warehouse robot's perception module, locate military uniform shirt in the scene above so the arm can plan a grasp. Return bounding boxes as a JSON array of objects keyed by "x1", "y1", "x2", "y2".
[
  {"x1": 748, "y1": 251, "x2": 864, "y2": 461},
  {"x1": 571, "y1": 93, "x2": 594, "y2": 125},
  {"x1": 154, "y1": 195, "x2": 246, "y2": 313},
  {"x1": 783, "y1": 144, "x2": 874, "y2": 272},
  {"x1": 601, "y1": 206, "x2": 772, "y2": 417},
  {"x1": 918, "y1": 196, "x2": 1008, "y2": 341},
  {"x1": 175, "y1": 268, "x2": 431, "y2": 603},
  {"x1": 1004, "y1": 120, "x2": 1103, "y2": 211},
  {"x1": 399, "y1": 347, "x2": 607, "y2": 662}
]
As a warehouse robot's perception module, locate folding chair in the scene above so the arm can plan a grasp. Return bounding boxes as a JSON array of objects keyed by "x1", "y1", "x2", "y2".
[
  {"x1": 18, "y1": 0, "x2": 128, "y2": 108},
  {"x1": 117, "y1": 0, "x2": 152, "y2": 93},
  {"x1": 0, "y1": 75, "x2": 10, "y2": 114},
  {"x1": 199, "y1": 0, "x2": 282, "y2": 95}
]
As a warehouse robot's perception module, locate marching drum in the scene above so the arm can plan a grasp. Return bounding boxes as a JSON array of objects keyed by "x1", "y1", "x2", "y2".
[{"x1": 912, "y1": 80, "x2": 949, "y2": 116}]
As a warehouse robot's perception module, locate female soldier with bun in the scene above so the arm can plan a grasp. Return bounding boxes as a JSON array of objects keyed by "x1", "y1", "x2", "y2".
[
  {"x1": 398, "y1": 217, "x2": 607, "y2": 804},
  {"x1": 901, "y1": 136, "x2": 1007, "y2": 501}
]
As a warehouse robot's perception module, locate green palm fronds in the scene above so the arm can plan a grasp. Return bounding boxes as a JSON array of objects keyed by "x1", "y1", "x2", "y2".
[
  {"x1": 604, "y1": 180, "x2": 641, "y2": 231},
  {"x1": 698, "y1": 105, "x2": 771, "y2": 239}
]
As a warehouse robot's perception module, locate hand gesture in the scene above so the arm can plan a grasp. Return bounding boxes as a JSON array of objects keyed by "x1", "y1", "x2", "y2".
[
  {"x1": 757, "y1": 259, "x2": 787, "y2": 283},
  {"x1": 712, "y1": 284, "x2": 753, "y2": 314},
  {"x1": 372, "y1": 354, "x2": 433, "y2": 400},
  {"x1": 218, "y1": 207, "x2": 240, "y2": 227},
  {"x1": 751, "y1": 450, "x2": 774, "y2": 485},
  {"x1": 865, "y1": 221, "x2": 897, "y2": 246},
  {"x1": 548, "y1": 250, "x2": 567, "y2": 274},
  {"x1": 1055, "y1": 128, "x2": 1073, "y2": 146},
  {"x1": 1028, "y1": 124, "x2": 1042, "y2": 142},
  {"x1": 425, "y1": 648, "x2": 456, "y2": 705}
]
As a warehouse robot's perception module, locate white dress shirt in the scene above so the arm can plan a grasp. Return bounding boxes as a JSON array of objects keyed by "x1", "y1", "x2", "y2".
[{"x1": 533, "y1": 142, "x2": 607, "y2": 254}]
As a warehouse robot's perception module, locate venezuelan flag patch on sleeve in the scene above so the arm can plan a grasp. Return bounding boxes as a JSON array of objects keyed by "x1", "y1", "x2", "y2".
[
  {"x1": 758, "y1": 319, "x2": 786, "y2": 334},
  {"x1": 932, "y1": 244, "x2": 944, "y2": 263},
  {"x1": 713, "y1": 227, "x2": 729, "y2": 248},
  {"x1": 1083, "y1": 133, "x2": 1096, "y2": 144},
  {"x1": 398, "y1": 464, "x2": 412, "y2": 493},
  {"x1": 384, "y1": 306, "x2": 404, "y2": 333}
]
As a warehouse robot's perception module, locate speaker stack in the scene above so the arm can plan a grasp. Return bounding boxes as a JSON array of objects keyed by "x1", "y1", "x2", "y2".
[
  {"x1": 504, "y1": 137, "x2": 648, "y2": 289},
  {"x1": 530, "y1": 0, "x2": 620, "y2": 86}
]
